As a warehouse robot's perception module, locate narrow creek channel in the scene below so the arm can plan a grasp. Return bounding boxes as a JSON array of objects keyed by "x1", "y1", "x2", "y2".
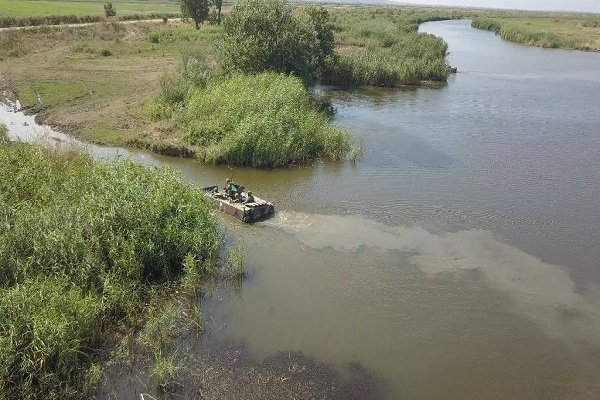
[{"x1": 2, "y1": 19, "x2": 600, "y2": 400}]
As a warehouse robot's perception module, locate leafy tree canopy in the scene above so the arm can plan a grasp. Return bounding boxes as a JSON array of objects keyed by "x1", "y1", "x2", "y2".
[
  {"x1": 180, "y1": 0, "x2": 210, "y2": 29},
  {"x1": 218, "y1": 0, "x2": 335, "y2": 84}
]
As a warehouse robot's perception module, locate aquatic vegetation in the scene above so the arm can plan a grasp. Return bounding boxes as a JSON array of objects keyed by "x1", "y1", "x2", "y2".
[
  {"x1": 179, "y1": 72, "x2": 350, "y2": 168},
  {"x1": 224, "y1": 244, "x2": 246, "y2": 279},
  {"x1": 327, "y1": 32, "x2": 450, "y2": 86},
  {"x1": 325, "y1": 7, "x2": 459, "y2": 86},
  {"x1": 0, "y1": 141, "x2": 220, "y2": 398},
  {"x1": 136, "y1": 297, "x2": 201, "y2": 391},
  {"x1": 349, "y1": 137, "x2": 364, "y2": 163}
]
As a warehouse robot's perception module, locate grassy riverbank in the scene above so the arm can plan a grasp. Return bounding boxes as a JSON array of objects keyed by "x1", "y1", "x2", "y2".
[
  {"x1": 1, "y1": 3, "x2": 459, "y2": 166},
  {"x1": 0, "y1": 131, "x2": 221, "y2": 398},
  {"x1": 472, "y1": 15, "x2": 600, "y2": 51},
  {"x1": 327, "y1": 7, "x2": 463, "y2": 86},
  {"x1": 172, "y1": 72, "x2": 350, "y2": 167}
]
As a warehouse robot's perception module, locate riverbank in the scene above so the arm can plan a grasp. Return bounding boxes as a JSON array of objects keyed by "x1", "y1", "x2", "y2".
[
  {"x1": 472, "y1": 14, "x2": 600, "y2": 51},
  {"x1": 0, "y1": 4, "x2": 457, "y2": 165},
  {"x1": 0, "y1": 102, "x2": 384, "y2": 399},
  {"x1": 0, "y1": 130, "x2": 224, "y2": 398},
  {"x1": 3, "y1": 5, "x2": 597, "y2": 165}
]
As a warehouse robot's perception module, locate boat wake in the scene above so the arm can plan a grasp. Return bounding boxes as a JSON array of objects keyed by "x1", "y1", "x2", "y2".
[{"x1": 266, "y1": 211, "x2": 600, "y2": 348}]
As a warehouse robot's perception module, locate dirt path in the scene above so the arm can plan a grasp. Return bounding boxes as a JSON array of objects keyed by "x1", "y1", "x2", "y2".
[{"x1": 0, "y1": 17, "x2": 182, "y2": 32}]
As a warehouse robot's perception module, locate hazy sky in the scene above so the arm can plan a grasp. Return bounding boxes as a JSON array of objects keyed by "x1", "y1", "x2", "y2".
[{"x1": 390, "y1": 0, "x2": 600, "y2": 13}]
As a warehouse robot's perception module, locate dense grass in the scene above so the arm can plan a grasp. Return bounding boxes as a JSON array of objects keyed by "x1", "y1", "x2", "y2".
[
  {"x1": 172, "y1": 72, "x2": 349, "y2": 167},
  {"x1": 0, "y1": 139, "x2": 220, "y2": 398},
  {"x1": 328, "y1": 32, "x2": 450, "y2": 86},
  {"x1": 472, "y1": 16, "x2": 600, "y2": 51},
  {"x1": 324, "y1": 7, "x2": 463, "y2": 86}
]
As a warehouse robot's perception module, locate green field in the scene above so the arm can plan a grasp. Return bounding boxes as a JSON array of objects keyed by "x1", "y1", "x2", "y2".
[
  {"x1": 472, "y1": 14, "x2": 600, "y2": 51},
  {"x1": 0, "y1": 0, "x2": 179, "y2": 17}
]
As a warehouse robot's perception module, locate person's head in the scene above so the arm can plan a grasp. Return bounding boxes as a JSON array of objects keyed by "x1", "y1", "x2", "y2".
[
  {"x1": 226, "y1": 178, "x2": 231, "y2": 184},
  {"x1": 248, "y1": 191, "x2": 252, "y2": 196}
]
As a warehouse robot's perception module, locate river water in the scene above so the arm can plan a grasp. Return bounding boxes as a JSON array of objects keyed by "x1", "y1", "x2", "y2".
[{"x1": 2, "y1": 19, "x2": 600, "y2": 400}]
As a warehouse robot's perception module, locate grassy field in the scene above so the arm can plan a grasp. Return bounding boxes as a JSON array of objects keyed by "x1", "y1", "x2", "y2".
[
  {"x1": 0, "y1": 20, "x2": 218, "y2": 152},
  {"x1": 472, "y1": 14, "x2": 600, "y2": 51},
  {"x1": 0, "y1": 0, "x2": 180, "y2": 17}
]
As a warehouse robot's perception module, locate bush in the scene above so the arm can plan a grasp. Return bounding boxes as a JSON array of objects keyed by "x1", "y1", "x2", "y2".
[
  {"x1": 104, "y1": 2, "x2": 117, "y2": 18},
  {"x1": 218, "y1": 0, "x2": 335, "y2": 83}
]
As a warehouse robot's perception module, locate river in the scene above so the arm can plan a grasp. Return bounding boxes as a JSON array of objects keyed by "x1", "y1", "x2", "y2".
[{"x1": 2, "y1": 19, "x2": 600, "y2": 400}]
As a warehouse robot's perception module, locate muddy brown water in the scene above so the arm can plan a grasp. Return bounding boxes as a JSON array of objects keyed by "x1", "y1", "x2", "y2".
[{"x1": 3, "y1": 19, "x2": 600, "y2": 399}]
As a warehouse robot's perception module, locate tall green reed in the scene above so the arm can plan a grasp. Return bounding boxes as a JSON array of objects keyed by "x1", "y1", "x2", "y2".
[
  {"x1": 179, "y1": 72, "x2": 350, "y2": 167},
  {"x1": 0, "y1": 140, "x2": 220, "y2": 398}
]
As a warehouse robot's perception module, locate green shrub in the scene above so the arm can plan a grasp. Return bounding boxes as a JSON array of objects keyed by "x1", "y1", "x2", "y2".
[
  {"x1": 218, "y1": 0, "x2": 335, "y2": 83},
  {"x1": 148, "y1": 32, "x2": 161, "y2": 43},
  {"x1": 104, "y1": 2, "x2": 117, "y2": 18}
]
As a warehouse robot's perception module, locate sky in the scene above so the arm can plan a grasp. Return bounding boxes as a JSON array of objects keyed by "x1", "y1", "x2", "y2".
[{"x1": 389, "y1": 0, "x2": 600, "y2": 13}]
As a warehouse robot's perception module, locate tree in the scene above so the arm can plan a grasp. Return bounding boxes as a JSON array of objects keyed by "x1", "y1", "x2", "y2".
[
  {"x1": 304, "y1": 6, "x2": 335, "y2": 77},
  {"x1": 218, "y1": 0, "x2": 335, "y2": 83},
  {"x1": 180, "y1": 0, "x2": 209, "y2": 30},
  {"x1": 213, "y1": 0, "x2": 223, "y2": 25},
  {"x1": 103, "y1": 2, "x2": 116, "y2": 17}
]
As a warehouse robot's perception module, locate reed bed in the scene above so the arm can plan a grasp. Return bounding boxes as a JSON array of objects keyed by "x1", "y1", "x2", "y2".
[
  {"x1": 325, "y1": 7, "x2": 461, "y2": 86},
  {"x1": 177, "y1": 72, "x2": 349, "y2": 168},
  {"x1": 0, "y1": 140, "x2": 220, "y2": 399},
  {"x1": 328, "y1": 31, "x2": 450, "y2": 86}
]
